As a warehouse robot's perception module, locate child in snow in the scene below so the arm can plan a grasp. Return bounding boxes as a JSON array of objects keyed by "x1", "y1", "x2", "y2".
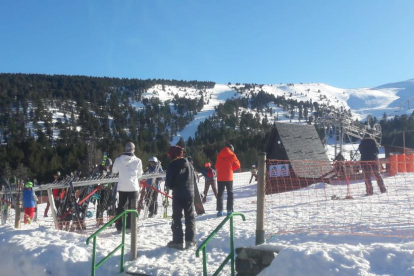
[
  {"x1": 23, "y1": 181, "x2": 38, "y2": 224},
  {"x1": 249, "y1": 165, "x2": 258, "y2": 184},
  {"x1": 201, "y1": 162, "x2": 217, "y2": 203}
]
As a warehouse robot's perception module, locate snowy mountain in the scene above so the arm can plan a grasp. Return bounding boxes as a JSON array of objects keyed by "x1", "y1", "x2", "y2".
[{"x1": 163, "y1": 79, "x2": 414, "y2": 144}]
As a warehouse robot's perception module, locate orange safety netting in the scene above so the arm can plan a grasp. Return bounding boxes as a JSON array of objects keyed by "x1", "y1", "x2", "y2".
[{"x1": 265, "y1": 159, "x2": 414, "y2": 238}]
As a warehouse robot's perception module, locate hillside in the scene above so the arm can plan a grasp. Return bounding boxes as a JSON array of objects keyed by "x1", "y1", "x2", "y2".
[{"x1": 1, "y1": 74, "x2": 414, "y2": 183}]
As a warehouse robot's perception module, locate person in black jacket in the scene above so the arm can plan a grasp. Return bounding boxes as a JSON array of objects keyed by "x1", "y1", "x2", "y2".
[
  {"x1": 358, "y1": 134, "x2": 387, "y2": 195},
  {"x1": 165, "y1": 146, "x2": 197, "y2": 250}
]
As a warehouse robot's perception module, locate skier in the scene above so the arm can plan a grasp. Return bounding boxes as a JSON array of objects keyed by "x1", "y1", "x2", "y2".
[
  {"x1": 334, "y1": 152, "x2": 346, "y2": 177},
  {"x1": 145, "y1": 156, "x2": 164, "y2": 218},
  {"x1": 201, "y1": 162, "x2": 217, "y2": 203},
  {"x1": 112, "y1": 142, "x2": 143, "y2": 232},
  {"x1": 249, "y1": 165, "x2": 258, "y2": 184},
  {"x1": 165, "y1": 145, "x2": 197, "y2": 250},
  {"x1": 358, "y1": 134, "x2": 387, "y2": 195},
  {"x1": 96, "y1": 154, "x2": 114, "y2": 226},
  {"x1": 44, "y1": 171, "x2": 61, "y2": 217},
  {"x1": 99, "y1": 153, "x2": 113, "y2": 176},
  {"x1": 23, "y1": 181, "x2": 38, "y2": 224},
  {"x1": 215, "y1": 142, "x2": 240, "y2": 217}
]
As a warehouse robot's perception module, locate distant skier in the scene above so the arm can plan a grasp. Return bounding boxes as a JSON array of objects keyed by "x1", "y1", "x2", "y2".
[
  {"x1": 23, "y1": 181, "x2": 38, "y2": 224},
  {"x1": 334, "y1": 152, "x2": 346, "y2": 177},
  {"x1": 201, "y1": 162, "x2": 217, "y2": 203},
  {"x1": 165, "y1": 145, "x2": 197, "y2": 250},
  {"x1": 112, "y1": 142, "x2": 143, "y2": 232},
  {"x1": 145, "y1": 156, "x2": 164, "y2": 218},
  {"x1": 358, "y1": 134, "x2": 387, "y2": 195},
  {"x1": 215, "y1": 142, "x2": 240, "y2": 217},
  {"x1": 96, "y1": 153, "x2": 114, "y2": 226},
  {"x1": 249, "y1": 165, "x2": 258, "y2": 184}
]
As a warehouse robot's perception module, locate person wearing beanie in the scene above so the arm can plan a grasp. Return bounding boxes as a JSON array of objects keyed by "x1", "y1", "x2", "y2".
[
  {"x1": 23, "y1": 181, "x2": 38, "y2": 224},
  {"x1": 201, "y1": 162, "x2": 217, "y2": 203},
  {"x1": 112, "y1": 142, "x2": 143, "y2": 232},
  {"x1": 215, "y1": 142, "x2": 240, "y2": 217},
  {"x1": 165, "y1": 145, "x2": 197, "y2": 250},
  {"x1": 358, "y1": 134, "x2": 386, "y2": 195}
]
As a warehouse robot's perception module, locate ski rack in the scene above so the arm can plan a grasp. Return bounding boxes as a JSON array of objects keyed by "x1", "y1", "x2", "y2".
[
  {"x1": 0, "y1": 172, "x2": 166, "y2": 230},
  {"x1": 0, "y1": 172, "x2": 166, "y2": 195}
]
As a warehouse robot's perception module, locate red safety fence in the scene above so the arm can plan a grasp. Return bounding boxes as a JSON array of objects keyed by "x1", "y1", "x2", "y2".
[{"x1": 265, "y1": 159, "x2": 414, "y2": 238}]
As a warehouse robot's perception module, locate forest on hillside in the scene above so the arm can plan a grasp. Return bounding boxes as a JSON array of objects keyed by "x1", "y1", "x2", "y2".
[{"x1": 0, "y1": 73, "x2": 413, "y2": 184}]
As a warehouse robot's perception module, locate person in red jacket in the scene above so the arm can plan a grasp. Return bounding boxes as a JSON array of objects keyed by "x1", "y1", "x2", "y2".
[{"x1": 215, "y1": 142, "x2": 240, "y2": 217}]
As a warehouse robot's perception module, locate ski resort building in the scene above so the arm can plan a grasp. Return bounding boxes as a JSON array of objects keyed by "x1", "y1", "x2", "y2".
[{"x1": 265, "y1": 122, "x2": 332, "y2": 194}]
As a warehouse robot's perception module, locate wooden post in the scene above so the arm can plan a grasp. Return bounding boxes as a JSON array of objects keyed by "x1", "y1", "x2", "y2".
[
  {"x1": 130, "y1": 192, "x2": 138, "y2": 260},
  {"x1": 47, "y1": 188, "x2": 59, "y2": 229},
  {"x1": 15, "y1": 180, "x2": 22, "y2": 229},
  {"x1": 256, "y1": 152, "x2": 266, "y2": 245},
  {"x1": 0, "y1": 196, "x2": 4, "y2": 225}
]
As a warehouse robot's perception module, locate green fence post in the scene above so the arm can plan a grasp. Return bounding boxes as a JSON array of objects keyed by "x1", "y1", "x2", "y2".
[
  {"x1": 92, "y1": 237, "x2": 96, "y2": 276},
  {"x1": 121, "y1": 213, "x2": 126, "y2": 273},
  {"x1": 230, "y1": 216, "x2": 235, "y2": 276}
]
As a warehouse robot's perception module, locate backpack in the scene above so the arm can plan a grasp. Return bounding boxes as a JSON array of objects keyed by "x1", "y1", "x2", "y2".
[{"x1": 206, "y1": 167, "x2": 215, "y2": 179}]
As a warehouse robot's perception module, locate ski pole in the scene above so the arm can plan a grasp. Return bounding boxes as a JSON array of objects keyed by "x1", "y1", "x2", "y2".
[
  {"x1": 77, "y1": 186, "x2": 101, "y2": 205},
  {"x1": 144, "y1": 183, "x2": 173, "y2": 199}
]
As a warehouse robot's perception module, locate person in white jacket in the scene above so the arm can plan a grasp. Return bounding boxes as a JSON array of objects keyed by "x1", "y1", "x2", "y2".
[{"x1": 112, "y1": 142, "x2": 143, "y2": 231}]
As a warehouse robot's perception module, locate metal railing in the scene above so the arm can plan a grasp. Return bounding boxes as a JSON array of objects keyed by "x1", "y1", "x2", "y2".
[
  {"x1": 0, "y1": 172, "x2": 166, "y2": 195},
  {"x1": 196, "y1": 212, "x2": 246, "y2": 276},
  {"x1": 86, "y1": 209, "x2": 138, "y2": 276}
]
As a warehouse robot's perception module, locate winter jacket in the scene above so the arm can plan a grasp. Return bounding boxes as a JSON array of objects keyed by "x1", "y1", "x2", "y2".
[
  {"x1": 215, "y1": 147, "x2": 241, "y2": 181},
  {"x1": 201, "y1": 167, "x2": 216, "y2": 180},
  {"x1": 358, "y1": 138, "x2": 379, "y2": 161},
  {"x1": 23, "y1": 188, "x2": 37, "y2": 208},
  {"x1": 146, "y1": 162, "x2": 164, "y2": 189},
  {"x1": 112, "y1": 152, "x2": 143, "y2": 192},
  {"x1": 166, "y1": 157, "x2": 196, "y2": 199}
]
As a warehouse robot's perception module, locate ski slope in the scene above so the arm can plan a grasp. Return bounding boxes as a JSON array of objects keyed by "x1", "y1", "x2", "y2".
[{"x1": 2, "y1": 170, "x2": 414, "y2": 275}]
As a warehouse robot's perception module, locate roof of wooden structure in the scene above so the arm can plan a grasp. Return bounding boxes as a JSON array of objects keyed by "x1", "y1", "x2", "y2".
[{"x1": 266, "y1": 122, "x2": 332, "y2": 178}]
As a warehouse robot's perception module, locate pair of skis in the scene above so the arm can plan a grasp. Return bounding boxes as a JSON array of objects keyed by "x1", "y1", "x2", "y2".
[{"x1": 137, "y1": 180, "x2": 172, "y2": 219}]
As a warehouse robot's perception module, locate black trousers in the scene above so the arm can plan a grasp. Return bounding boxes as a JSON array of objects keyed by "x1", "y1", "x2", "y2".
[
  {"x1": 116, "y1": 191, "x2": 138, "y2": 230},
  {"x1": 171, "y1": 196, "x2": 195, "y2": 243},
  {"x1": 217, "y1": 181, "x2": 234, "y2": 212},
  {"x1": 146, "y1": 188, "x2": 159, "y2": 216}
]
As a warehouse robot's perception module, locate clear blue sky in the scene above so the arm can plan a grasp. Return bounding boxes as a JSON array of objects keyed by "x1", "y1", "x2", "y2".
[{"x1": 1, "y1": 0, "x2": 413, "y2": 88}]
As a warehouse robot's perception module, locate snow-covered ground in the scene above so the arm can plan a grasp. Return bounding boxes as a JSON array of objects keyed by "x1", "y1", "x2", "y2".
[
  {"x1": 170, "y1": 84, "x2": 239, "y2": 145},
  {"x1": 2, "y1": 169, "x2": 414, "y2": 276}
]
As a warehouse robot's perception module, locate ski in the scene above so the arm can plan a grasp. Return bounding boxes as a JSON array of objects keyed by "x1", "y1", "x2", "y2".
[{"x1": 162, "y1": 185, "x2": 170, "y2": 219}]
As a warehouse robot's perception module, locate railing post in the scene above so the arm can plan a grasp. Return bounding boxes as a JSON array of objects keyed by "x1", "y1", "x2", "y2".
[
  {"x1": 92, "y1": 237, "x2": 97, "y2": 276},
  {"x1": 131, "y1": 194, "x2": 137, "y2": 260},
  {"x1": 121, "y1": 214, "x2": 126, "y2": 273},
  {"x1": 15, "y1": 182, "x2": 22, "y2": 229},
  {"x1": 256, "y1": 152, "x2": 266, "y2": 245},
  {"x1": 230, "y1": 216, "x2": 235, "y2": 276},
  {"x1": 202, "y1": 248, "x2": 207, "y2": 276}
]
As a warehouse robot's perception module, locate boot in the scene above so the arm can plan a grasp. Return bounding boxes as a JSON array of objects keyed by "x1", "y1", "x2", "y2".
[
  {"x1": 185, "y1": 241, "x2": 197, "y2": 250},
  {"x1": 167, "y1": 241, "x2": 183, "y2": 250}
]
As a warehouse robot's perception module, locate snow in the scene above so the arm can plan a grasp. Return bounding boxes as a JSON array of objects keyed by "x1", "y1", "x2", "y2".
[
  {"x1": 2, "y1": 79, "x2": 414, "y2": 274},
  {"x1": 2, "y1": 168, "x2": 414, "y2": 275},
  {"x1": 171, "y1": 84, "x2": 239, "y2": 145}
]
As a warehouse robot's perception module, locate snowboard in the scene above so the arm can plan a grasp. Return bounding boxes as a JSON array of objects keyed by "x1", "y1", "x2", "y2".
[{"x1": 193, "y1": 181, "x2": 205, "y2": 215}]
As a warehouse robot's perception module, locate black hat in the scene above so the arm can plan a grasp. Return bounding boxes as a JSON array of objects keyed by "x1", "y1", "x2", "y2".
[{"x1": 225, "y1": 142, "x2": 234, "y2": 152}]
